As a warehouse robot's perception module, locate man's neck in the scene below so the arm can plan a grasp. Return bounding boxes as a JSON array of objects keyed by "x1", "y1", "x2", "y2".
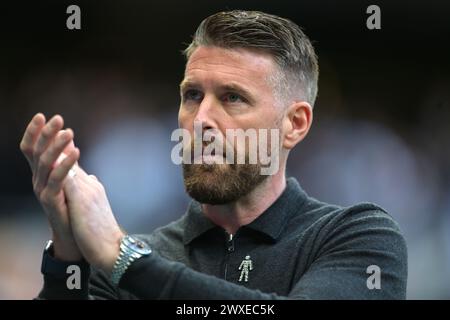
[{"x1": 201, "y1": 169, "x2": 287, "y2": 235}]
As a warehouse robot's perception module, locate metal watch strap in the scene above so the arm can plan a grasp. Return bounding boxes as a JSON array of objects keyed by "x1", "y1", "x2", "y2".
[{"x1": 110, "y1": 235, "x2": 151, "y2": 286}]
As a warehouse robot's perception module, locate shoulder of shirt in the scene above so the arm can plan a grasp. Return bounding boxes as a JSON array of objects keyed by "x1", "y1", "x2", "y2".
[{"x1": 290, "y1": 194, "x2": 403, "y2": 236}]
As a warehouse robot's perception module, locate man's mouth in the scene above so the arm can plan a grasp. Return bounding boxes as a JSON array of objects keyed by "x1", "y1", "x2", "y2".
[{"x1": 189, "y1": 148, "x2": 226, "y2": 164}]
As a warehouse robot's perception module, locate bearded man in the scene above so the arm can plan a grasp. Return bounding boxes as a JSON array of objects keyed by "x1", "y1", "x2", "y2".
[{"x1": 20, "y1": 10, "x2": 407, "y2": 299}]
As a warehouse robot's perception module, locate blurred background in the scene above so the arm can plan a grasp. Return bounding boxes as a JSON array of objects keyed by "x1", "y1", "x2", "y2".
[{"x1": 0, "y1": 0, "x2": 449, "y2": 299}]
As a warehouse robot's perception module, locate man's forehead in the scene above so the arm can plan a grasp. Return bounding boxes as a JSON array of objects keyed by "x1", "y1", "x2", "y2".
[{"x1": 184, "y1": 46, "x2": 276, "y2": 83}]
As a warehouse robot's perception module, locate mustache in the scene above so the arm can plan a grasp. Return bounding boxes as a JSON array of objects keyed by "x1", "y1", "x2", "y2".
[
  {"x1": 187, "y1": 143, "x2": 230, "y2": 164},
  {"x1": 185, "y1": 136, "x2": 234, "y2": 160}
]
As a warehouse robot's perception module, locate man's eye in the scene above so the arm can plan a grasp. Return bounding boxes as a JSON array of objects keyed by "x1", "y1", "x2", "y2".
[
  {"x1": 223, "y1": 93, "x2": 245, "y2": 103},
  {"x1": 183, "y1": 90, "x2": 203, "y2": 102}
]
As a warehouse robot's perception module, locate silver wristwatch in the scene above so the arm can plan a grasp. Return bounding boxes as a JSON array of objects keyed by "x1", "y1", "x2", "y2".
[{"x1": 110, "y1": 235, "x2": 152, "y2": 286}]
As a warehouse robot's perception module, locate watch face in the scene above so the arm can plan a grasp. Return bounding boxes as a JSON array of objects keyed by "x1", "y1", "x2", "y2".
[{"x1": 125, "y1": 236, "x2": 152, "y2": 255}]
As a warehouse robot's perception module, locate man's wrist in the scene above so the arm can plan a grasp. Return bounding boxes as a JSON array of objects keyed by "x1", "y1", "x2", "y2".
[
  {"x1": 110, "y1": 235, "x2": 152, "y2": 286},
  {"x1": 41, "y1": 240, "x2": 90, "y2": 278},
  {"x1": 99, "y1": 231, "x2": 125, "y2": 276},
  {"x1": 40, "y1": 240, "x2": 91, "y2": 300},
  {"x1": 51, "y1": 234, "x2": 83, "y2": 262}
]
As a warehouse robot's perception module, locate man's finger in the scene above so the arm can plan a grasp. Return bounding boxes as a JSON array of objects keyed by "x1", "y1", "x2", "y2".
[
  {"x1": 33, "y1": 115, "x2": 64, "y2": 170},
  {"x1": 20, "y1": 113, "x2": 46, "y2": 166},
  {"x1": 62, "y1": 139, "x2": 76, "y2": 157},
  {"x1": 34, "y1": 129, "x2": 74, "y2": 195},
  {"x1": 46, "y1": 148, "x2": 80, "y2": 195}
]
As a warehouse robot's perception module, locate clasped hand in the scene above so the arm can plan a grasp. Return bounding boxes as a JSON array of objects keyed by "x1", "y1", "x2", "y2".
[{"x1": 20, "y1": 113, "x2": 124, "y2": 274}]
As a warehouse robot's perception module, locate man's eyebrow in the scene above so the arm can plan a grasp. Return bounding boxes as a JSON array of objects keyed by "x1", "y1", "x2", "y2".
[
  {"x1": 179, "y1": 80, "x2": 199, "y2": 92},
  {"x1": 179, "y1": 80, "x2": 256, "y2": 102},
  {"x1": 221, "y1": 83, "x2": 254, "y2": 100}
]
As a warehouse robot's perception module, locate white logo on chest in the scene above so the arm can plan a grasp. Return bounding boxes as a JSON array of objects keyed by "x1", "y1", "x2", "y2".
[{"x1": 238, "y1": 255, "x2": 253, "y2": 282}]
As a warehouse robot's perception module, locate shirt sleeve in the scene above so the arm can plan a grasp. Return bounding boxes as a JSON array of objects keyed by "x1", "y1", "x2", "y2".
[
  {"x1": 36, "y1": 250, "x2": 134, "y2": 300},
  {"x1": 287, "y1": 208, "x2": 408, "y2": 299}
]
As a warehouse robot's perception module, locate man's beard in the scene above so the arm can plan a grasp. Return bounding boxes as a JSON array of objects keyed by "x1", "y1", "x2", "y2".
[{"x1": 182, "y1": 160, "x2": 267, "y2": 205}]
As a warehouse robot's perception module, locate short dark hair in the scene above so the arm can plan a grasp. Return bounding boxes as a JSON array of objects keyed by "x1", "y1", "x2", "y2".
[{"x1": 184, "y1": 10, "x2": 319, "y2": 106}]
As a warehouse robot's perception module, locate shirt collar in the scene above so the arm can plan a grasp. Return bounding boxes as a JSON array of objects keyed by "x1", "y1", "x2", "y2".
[
  {"x1": 182, "y1": 201, "x2": 217, "y2": 245},
  {"x1": 182, "y1": 177, "x2": 307, "y2": 245}
]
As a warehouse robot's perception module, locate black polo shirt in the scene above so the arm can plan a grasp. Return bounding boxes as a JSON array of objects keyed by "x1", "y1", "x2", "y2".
[{"x1": 39, "y1": 177, "x2": 407, "y2": 299}]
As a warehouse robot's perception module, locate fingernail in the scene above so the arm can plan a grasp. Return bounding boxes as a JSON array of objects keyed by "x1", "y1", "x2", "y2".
[
  {"x1": 66, "y1": 128, "x2": 73, "y2": 137},
  {"x1": 33, "y1": 113, "x2": 45, "y2": 124},
  {"x1": 62, "y1": 131, "x2": 71, "y2": 141},
  {"x1": 50, "y1": 115, "x2": 61, "y2": 127}
]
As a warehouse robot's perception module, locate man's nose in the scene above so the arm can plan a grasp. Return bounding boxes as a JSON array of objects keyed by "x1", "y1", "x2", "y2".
[{"x1": 194, "y1": 95, "x2": 218, "y2": 131}]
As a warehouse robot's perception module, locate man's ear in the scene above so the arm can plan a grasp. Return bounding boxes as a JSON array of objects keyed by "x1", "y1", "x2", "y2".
[{"x1": 282, "y1": 101, "x2": 313, "y2": 150}]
